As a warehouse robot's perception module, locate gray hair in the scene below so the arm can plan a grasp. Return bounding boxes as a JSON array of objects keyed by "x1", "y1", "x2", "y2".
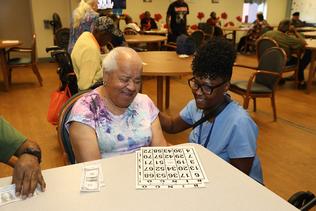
[{"x1": 102, "y1": 47, "x2": 143, "y2": 74}]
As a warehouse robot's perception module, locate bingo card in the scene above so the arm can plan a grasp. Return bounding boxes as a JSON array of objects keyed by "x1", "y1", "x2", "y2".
[{"x1": 136, "y1": 146, "x2": 208, "y2": 189}]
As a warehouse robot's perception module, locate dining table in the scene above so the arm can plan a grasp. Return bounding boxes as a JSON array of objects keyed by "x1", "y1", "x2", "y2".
[
  {"x1": 222, "y1": 26, "x2": 250, "y2": 46},
  {"x1": 125, "y1": 34, "x2": 167, "y2": 49},
  {"x1": 0, "y1": 40, "x2": 21, "y2": 91},
  {"x1": 138, "y1": 51, "x2": 192, "y2": 111}
]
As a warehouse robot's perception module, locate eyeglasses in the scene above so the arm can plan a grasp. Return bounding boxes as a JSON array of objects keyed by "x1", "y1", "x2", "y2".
[{"x1": 188, "y1": 77, "x2": 227, "y2": 95}]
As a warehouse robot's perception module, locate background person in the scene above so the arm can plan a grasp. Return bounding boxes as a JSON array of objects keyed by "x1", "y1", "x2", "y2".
[
  {"x1": 0, "y1": 117, "x2": 46, "y2": 199},
  {"x1": 140, "y1": 11, "x2": 158, "y2": 31},
  {"x1": 67, "y1": 47, "x2": 167, "y2": 162},
  {"x1": 166, "y1": 0, "x2": 189, "y2": 42},
  {"x1": 262, "y1": 19, "x2": 311, "y2": 89},
  {"x1": 159, "y1": 39, "x2": 263, "y2": 183},
  {"x1": 68, "y1": 0, "x2": 99, "y2": 54},
  {"x1": 124, "y1": 15, "x2": 141, "y2": 33},
  {"x1": 71, "y1": 16, "x2": 115, "y2": 91}
]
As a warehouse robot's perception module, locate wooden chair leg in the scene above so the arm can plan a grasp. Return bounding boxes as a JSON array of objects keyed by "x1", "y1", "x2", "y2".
[
  {"x1": 271, "y1": 93, "x2": 277, "y2": 121},
  {"x1": 253, "y1": 98, "x2": 257, "y2": 112},
  {"x1": 32, "y1": 64, "x2": 43, "y2": 86},
  {"x1": 8, "y1": 68, "x2": 12, "y2": 85},
  {"x1": 243, "y1": 96, "x2": 250, "y2": 109}
]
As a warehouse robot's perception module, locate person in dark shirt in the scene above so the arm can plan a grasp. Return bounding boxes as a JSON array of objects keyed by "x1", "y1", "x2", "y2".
[
  {"x1": 166, "y1": 0, "x2": 189, "y2": 42},
  {"x1": 291, "y1": 12, "x2": 306, "y2": 28},
  {"x1": 140, "y1": 11, "x2": 158, "y2": 31}
]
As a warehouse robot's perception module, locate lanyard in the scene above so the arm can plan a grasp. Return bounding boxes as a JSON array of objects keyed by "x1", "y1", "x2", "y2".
[{"x1": 197, "y1": 118, "x2": 216, "y2": 148}]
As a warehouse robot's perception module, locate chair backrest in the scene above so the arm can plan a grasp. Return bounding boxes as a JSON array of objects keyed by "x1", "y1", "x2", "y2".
[
  {"x1": 57, "y1": 90, "x2": 90, "y2": 164},
  {"x1": 288, "y1": 191, "x2": 316, "y2": 210},
  {"x1": 50, "y1": 49, "x2": 78, "y2": 95},
  {"x1": 255, "y1": 47, "x2": 287, "y2": 89},
  {"x1": 256, "y1": 37, "x2": 279, "y2": 62},
  {"x1": 124, "y1": 28, "x2": 138, "y2": 35},
  {"x1": 190, "y1": 30, "x2": 205, "y2": 49},
  {"x1": 54, "y1": 28, "x2": 70, "y2": 50}
]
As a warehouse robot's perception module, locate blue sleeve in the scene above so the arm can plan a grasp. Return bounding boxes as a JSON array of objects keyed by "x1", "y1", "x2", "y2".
[
  {"x1": 179, "y1": 100, "x2": 196, "y2": 125},
  {"x1": 227, "y1": 117, "x2": 258, "y2": 159}
]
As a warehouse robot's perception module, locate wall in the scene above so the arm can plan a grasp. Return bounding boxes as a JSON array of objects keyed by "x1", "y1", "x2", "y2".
[
  {"x1": 266, "y1": 0, "x2": 289, "y2": 26},
  {"x1": 31, "y1": 0, "x2": 71, "y2": 58},
  {"x1": 0, "y1": 0, "x2": 34, "y2": 46}
]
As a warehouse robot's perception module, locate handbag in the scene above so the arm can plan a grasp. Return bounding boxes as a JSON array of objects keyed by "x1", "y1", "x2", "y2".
[{"x1": 47, "y1": 86, "x2": 71, "y2": 125}]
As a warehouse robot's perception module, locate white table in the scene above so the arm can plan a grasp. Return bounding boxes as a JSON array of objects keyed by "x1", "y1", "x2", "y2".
[{"x1": 0, "y1": 143, "x2": 298, "y2": 211}]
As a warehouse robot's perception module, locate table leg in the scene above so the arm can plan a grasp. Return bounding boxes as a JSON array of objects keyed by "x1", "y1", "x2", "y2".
[
  {"x1": 306, "y1": 50, "x2": 316, "y2": 94},
  {"x1": 0, "y1": 49, "x2": 9, "y2": 91},
  {"x1": 165, "y1": 76, "x2": 170, "y2": 109},
  {"x1": 157, "y1": 76, "x2": 163, "y2": 111},
  {"x1": 232, "y1": 31, "x2": 236, "y2": 47}
]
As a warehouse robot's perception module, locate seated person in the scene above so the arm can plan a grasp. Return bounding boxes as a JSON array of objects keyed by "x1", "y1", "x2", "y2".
[
  {"x1": 206, "y1": 11, "x2": 219, "y2": 26},
  {"x1": 124, "y1": 15, "x2": 141, "y2": 33},
  {"x1": 140, "y1": 11, "x2": 158, "y2": 31},
  {"x1": 159, "y1": 39, "x2": 263, "y2": 183},
  {"x1": 71, "y1": 16, "x2": 115, "y2": 91},
  {"x1": 237, "y1": 12, "x2": 272, "y2": 52},
  {"x1": 0, "y1": 117, "x2": 45, "y2": 199},
  {"x1": 262, "y1": 19, "x2": 311, "y2": 89},
  {"x1": 109, "y1": 14, "x2": 127, "y2": 47},
  {"x1": 291, "y1": 12, "x2": 312, "y2": 28},
  {"x1": 67, "y1": 47, "x2": 167, "y2": 162}
]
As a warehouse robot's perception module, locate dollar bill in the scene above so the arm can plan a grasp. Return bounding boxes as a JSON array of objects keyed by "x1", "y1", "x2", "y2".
[
  {"x1": 0, "y1": 184, "x2": 39, "y2": 207},
  {"x1": 80, "y1": 163, "x2": 104, "y2": 192}
]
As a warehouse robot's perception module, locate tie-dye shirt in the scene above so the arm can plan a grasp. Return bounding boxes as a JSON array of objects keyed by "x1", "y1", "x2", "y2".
[{"x1": 66, "y1": 90, "x2": 159, "y2": 159}]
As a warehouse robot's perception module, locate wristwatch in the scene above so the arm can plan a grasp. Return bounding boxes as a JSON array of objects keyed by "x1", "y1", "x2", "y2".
[{"x1": 21, "y1": 148, "x2": 42, "y2": 163}]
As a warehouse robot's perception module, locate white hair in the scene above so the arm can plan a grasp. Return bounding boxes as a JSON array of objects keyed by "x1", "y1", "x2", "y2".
[
  {"x1": 73, "y1": 0, "x2": 98, "y2": 28},
  {"x1": 102, "y1": 47, "x2": 143, "y2": 74}
]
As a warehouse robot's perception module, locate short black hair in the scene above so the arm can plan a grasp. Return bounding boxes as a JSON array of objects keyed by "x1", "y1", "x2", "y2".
[
  {"x1": 278, "y1": 19, "x2": 291, "y2": 33},
  {"x1": 257, "y1": 13, "x2": 264, "y2": 21},
  {"x1": 192, "y1": 38, "x2": 236, "y2": 82},
  {"x1": 292, "y1": 12, "x2": 300, "y2": 16}
]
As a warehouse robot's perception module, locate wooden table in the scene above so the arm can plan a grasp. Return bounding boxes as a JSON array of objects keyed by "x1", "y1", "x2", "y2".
[
  {"x1": 143, "y1": 29, "x2": 168, "y2": 36},
  {"x1": 0, "y1": 143, "x2": 298, "y2": 211},
  {"x1": 303, "y1": 31, "x2": 316, "y2": 38},
  {"x1": 305, "y1": 39, "x2": 316, "y2": 93},
  {"x1": 139, "y1": 51, "x2": 192, "y2": 111},
  {"x1": 0, "y1": 40, "x2": 21, "y2": 91},
  {"x1": 222, "y1": 26, "x2": 250, "y2": 46},
  {"x1": 296, "y1": 26, "x2": 316, "y2": 32},
  {"x1": 125, "y1": 34, "x2": 167, "y2": 49}
]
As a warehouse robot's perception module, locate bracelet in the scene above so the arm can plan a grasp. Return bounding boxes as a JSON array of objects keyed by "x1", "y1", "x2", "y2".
[{"x1": 21, "y1": 148, "x2": 42, "y2": 163}]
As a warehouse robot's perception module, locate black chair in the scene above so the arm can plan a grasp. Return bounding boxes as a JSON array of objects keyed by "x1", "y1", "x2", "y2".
[
  {"x1": 229, "y1": 47, "x2": 287, "y2": 121},
  {"x1": 190, "y1": 30, "x2": 205, "y2": 49},
  {"x1": 57, "y1": 90, "x2": 90, "y2": 164},
  {"x1": 54, "y1": 27, "x2": 70, "y2": 50},
  {"x1": 256, "y1": 37, "x2": 301, "y2": 86},
  {"x1": 46, "y1": 47, "x2": 78, "y2": 95},
  {"x1": 288, "y1": 191, "x2": 316, "y2": 210}
]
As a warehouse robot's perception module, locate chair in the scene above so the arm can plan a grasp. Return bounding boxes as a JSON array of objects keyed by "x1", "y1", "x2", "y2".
[
  {"x1": 229, "y1": 47, "x2": 287, "y2": 121},
  {"x1": 288, "y1": 191, "x2": 316, "y2": 210},
  {"x1": 190, "y1": 30, "x2": 205, "y2": 49},
  {"x1": 46, "y1": 47, "x2": 78, "y2": 95},
  {"x1": 7, "y1": 34, "x2": 43, "y2": 86},
  {"x1": 256, "y1": 37, "x2": 301, "y2": 86},
  {"x1": 54, "y1": 28, "x2": 70, "y2": 50},
  {"x1": 57, "y1": 90, "x2": 90, "y2": 164}
]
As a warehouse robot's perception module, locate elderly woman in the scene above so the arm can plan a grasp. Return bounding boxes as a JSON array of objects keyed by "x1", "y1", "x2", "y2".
[
  {"x1": 159, "y1": 39, "x2": 263, "y2": 184},
  {"x1": 68, "y1": 0, "x2": 99, "y2": 54},
  {"x1": 66, "y1": 47, "x2": 167, "y2": 162}
]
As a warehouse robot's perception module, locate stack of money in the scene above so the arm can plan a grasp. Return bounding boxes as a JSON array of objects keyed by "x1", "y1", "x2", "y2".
[{"x1": 80, "y1": 163, "x2": 104, "y2": 192}]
